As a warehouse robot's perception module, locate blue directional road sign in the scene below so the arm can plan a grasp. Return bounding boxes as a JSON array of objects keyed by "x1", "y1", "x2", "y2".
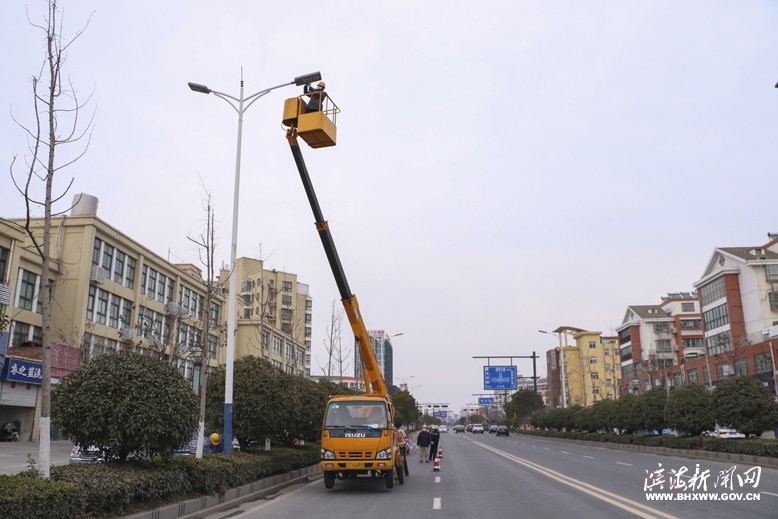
[
  {"x1": 483, "y1": 366, "x2": 517, "y2": 390},
  {"x1": 478, "y1": 397, "x2": 495, "y2": 405}
]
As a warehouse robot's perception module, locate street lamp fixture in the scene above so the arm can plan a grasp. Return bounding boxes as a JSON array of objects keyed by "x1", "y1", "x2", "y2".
[{"x1": 188, "y1": 70, "x2": 321, "y2": 455}]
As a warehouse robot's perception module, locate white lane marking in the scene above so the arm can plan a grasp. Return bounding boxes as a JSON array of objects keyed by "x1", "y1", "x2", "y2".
[
  {"x1": 544, "y1": 447, "x2": 551, "y2": 451},
  {"x1": 560, "y1": 450, "x2": 569, "y2": 454},
  {"x1": 762, "y1": 491, "x2": 778, "y2": 497},
  {"x1": 433, "y1": 497, "x2": 441, "y2": 510},
  {"x1": 582, "y1": 455, "x2": 594, "y2": 459},
  {"x1": 473, "y1": 441, "x2": 678, "y2": 519},
  {"x1": 435, "y1": 476, "x2": 441, "y2": 483},
  {"x1": 616, "y1": 462, "x2": 633, "y2": 466}
]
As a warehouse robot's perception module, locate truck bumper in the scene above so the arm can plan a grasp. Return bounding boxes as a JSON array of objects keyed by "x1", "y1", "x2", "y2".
[{"x1": 320, "y1": 460, "x2": 393, "y2": 472}]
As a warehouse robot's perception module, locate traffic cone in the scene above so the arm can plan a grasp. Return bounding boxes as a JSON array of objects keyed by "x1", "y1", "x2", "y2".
[
  {"x1": 432, "y1": 456, "x2": 440, "y2": 471},
  {"x1": 437, "y1": 446, "x2": 443, "y2": 459}
]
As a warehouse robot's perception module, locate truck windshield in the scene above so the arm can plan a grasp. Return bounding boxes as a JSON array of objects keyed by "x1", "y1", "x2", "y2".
[{"x1": 325, "y1": 401, "x2": 388, "y2": 429}]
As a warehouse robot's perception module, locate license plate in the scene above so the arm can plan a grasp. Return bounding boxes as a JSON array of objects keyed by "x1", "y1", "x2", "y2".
[{"x1": 345, "y1": 462, "x2": 362, "y2": 469}]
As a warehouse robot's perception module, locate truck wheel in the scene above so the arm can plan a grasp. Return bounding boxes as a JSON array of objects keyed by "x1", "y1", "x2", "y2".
[
  {"x1": 384, "y1": 469, "x2": 394, "y2": 489},
  {"x1": 323, "y1": 472, "x2": 335, "y2": 489}
]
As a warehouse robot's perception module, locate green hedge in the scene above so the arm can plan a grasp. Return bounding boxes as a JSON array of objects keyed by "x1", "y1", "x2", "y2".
[
  {"x1": 518, "y1": 429, "x2": 778, "y2": 458},
  {"x1": 0, "y1": 474, "x2": 85, "y2": 519},
  {"x1": 0, "y1": 444, "x2": 320, "y2": 519}
]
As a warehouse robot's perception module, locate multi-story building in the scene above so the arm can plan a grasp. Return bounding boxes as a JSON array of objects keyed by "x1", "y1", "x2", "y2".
[
  {"x1": 617, "y1": 236, "x2": 778, "y2": 394},
  {"x1": 516, "y1": 377, "x2": 549, "y2": 407},
  {"x1": 616, "y1": 293, "x2": 703, "y2": 395},
  {"x1": 544, "y1": 326, "x2": 621, "y2": 408},
  {"x1": 0, "y1": 193, "x2": 316, "y2": 440},
  {"x1": 224, "y1": 257, "x2": 312, "y2": 377},
  {"x1": 353, "y1": 329, "x2": 395, "y2": 391}
]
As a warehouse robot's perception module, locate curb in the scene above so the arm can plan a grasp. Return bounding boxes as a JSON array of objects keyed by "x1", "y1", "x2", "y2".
[
  {"x1": 516, "y1": 433, "x2": 778, "y2": 470},
  {"x1": 122, "y1": 464, "x2": 321, "y2": 519}
]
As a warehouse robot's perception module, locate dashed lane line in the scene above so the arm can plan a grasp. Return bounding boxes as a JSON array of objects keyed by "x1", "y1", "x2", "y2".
[
  {"x1": 473, "y1": 441, "x2": 678, "y2": 519},
  {"x1": 582, "y1": 455, "x2": 595, "y2": 459},
  {"x1": 433, "y1": 497, "x2": 441, "y2": 510},
  {"x1": 616, "y1": 462, "x2": 633, "y2": 467}
]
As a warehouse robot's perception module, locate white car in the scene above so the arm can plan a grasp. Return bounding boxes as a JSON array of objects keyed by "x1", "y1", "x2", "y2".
[
  {"x1": 439, "y1": 425, "x2": 448, "y2": 433},
  {"x1": 471, "y1": 424, "x2": 485, "y2": 434},
  {"x1": 704, "y1": 428, "x2": 745, "y2": 439}
]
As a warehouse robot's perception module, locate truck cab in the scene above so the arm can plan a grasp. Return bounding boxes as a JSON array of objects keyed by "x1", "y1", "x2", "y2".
[{"x1": 320, "y1": 395, "x2": 404, "y2": 489}]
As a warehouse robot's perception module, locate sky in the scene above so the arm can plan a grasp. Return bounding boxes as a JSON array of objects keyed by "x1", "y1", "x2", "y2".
[{"x1": 2, "y1": 1, "x2": 778, "y2": 414}]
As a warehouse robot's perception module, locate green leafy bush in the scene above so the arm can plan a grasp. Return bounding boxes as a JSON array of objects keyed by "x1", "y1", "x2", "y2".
[
  {"x1": 0, "y1": 475, "x2": 85, "y2": 519},
  {"x1": 52, "y1": 351, "x2": 199, "y2": 460}
]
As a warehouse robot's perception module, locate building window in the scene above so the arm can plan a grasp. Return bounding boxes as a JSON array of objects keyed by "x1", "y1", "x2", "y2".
[
  {"x1": 283, "y1": 281, "x2": 292, "y2": 292},
  {"x1": 654, "y1": 322, "x2": 671, "y2": 332},
  {"x1": 656, "y1": 340, "x2": 673, "y2": 352},
  {"x1": 589, "y1": 357, "x2": 597, "y2": 364},
  {"x1": 618, "y1": 328, "x2": 631, "y2": 345},
  {"x1": 590, "y1": 372, "x2": 599, "y2": 379},
  {"x1": 305, "y1": 327, "x2": 312, "y2": 338},
  {"x1": 707, "y1": 331, "x2": 732, "y2": 356},
  {"x1": 681, "y1": 302, "x2": 695, "y2": 312},
  {"x1": 282, "y1": 294, "x2": 292, "y2": 306},
  {"x1": 716, "y1": 362, "x2": 733, "y2": 379},
  {"x1": 17, "y1": 269, "x2": 39, "y2": 312},
  {"x1": 96, "y1": 289, "x2": 109, "y2": 325},
  {"x1": 699, "y1": 277, "x2": 726, "y2": 307},
  {"x1": 102, "y1": 243, "x2": 114, "y2": 272},
  {"x1": 734, "y1": 358, "x2": 748, "y2": 376},
  {"x1": 113, "y1": 251, "x2": 125, "y2": 283},
  {"x1": 767, "y1": 264, "x2": 778, "y2": 281},
  {"x1": 243, "y1": 307, "x2": 251, "y2": 319},
  {"x1": 674, "y1": 373, "x2": 683, "y2": 387},
  {"x1": 680, "y1": 319, "x2": 701, "y2": 330},
  {"x1": 305, "y1": 300, "x2": 312, "y2": 310},
  {"x1": 272, "y1": 336, "x2": 282, "y2": 355},
  {"x1": 0, "y1": 246, "x2": 9, "y2": 282},
  {"x1": 620, "y1": 345, "x2": 632, "y2": 362},
  {"x1": 589, "y1": 341, "x2": 597, "y2": 349},
  {"x1": 109, "y1": 295, "x2": 121, "y2": 328},
  {"x1": 703, "y1": 303, "x2": 729, "y2": 331},
  {"x1": 125, "y1": 257, "x2": 136, "y2": 289},
  {"x1": 92, "y1": 238, "x2": 102, "y2": 266},
  {"x1": 11, "y1": 322, "x2": 30, "y2": 347},
  {"x1": 755, "y1": 353, "x2": 772, "y2": 373},
  {"x1": 281, "y1": 308, "x2": 292, "y2": 320},
  {"x1": 770, "y1": 292, "x2": 778, "y2": 311},
  {"x1": 682, "y1": 338, "x2": 703, "y2": 350},
  {"x1": 305, "y1": 314, "x2": 312, "y2": 323},
  {"x1": 687, "y1": 369, "x2": 698, "y2": 384}
]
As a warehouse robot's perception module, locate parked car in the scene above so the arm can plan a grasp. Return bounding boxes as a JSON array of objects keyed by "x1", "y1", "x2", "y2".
[
  {"x1": 465, "y1": 424, "x2": 474, "y2": 432},
  {"x1": 488, "y1": 425, "x2": 498, "y2": 434},
  {"x1": 496, "y1": 426, "x2": 509, "y2": 437},
  {"x1": 69, "y1": 444, "x2": 103, "y2": 464},
  {"x1": 439, "y1": 425, "x2": 448, "y2": 433},
  {"x1": 703, "y1": 428, "x2": 745, "y2": 439},
  {"x1": 453, "y1": 424, "x2": 465, "y2": 433},
  {"x1": 472, "y1": 424, "x2": 485, "y2": 434}
]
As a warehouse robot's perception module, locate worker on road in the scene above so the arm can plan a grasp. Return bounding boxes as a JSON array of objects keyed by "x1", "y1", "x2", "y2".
[
  {"x1": 429, "y1": 425, "x2": 441, "y2": 461},
  {"x1": 417, "y1": 424, "x2": 431, "y2": 463},
  {"x1": 204, "y1": 432, "x2": 223, "y2": 454}
]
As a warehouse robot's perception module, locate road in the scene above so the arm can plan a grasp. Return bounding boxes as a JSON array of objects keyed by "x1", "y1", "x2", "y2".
[
  {"x1": 0, "y1": 440, "x2": 73, "y2": 475},
  {"x1": 192, "y1": 431, "x2": 778, "y2": 519}
]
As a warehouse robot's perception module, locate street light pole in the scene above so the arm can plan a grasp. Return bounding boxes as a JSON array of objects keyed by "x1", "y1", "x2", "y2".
[{"x1": 188, "y1": 70, "x2": 321, "y2": 454}]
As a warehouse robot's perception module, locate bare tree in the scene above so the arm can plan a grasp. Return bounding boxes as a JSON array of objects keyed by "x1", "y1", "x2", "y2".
[
  {"x1": 316, "y1": 300, "x2": 350, "y2": 379},
  {"x1": 186, "y1": 188, "x2": 220, "y2": 458},
  {"x1": 9, "y1": 1, "x2": 93, "y2": 478}
]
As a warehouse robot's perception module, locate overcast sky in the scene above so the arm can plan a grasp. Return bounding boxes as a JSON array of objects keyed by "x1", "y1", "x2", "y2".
[{"x1": 2, "y1": 1, "x2": 778, "y2": 413}]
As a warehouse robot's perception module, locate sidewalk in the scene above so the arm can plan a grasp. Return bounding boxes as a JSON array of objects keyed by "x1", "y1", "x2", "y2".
[{"x1": 0, "y1": 440, "x2": 73, "y2": 475}]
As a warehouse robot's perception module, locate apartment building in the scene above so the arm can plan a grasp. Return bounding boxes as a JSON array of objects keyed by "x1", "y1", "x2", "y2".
[
  {"x1": 545, "y1": 326, "x2": 621, "y2": 408},
  {"x1": 616, "y1": 293, "x2": 703, "y2": 395},
  {"x1": 224, "y1": 257, "x2": 312, "y2": 377},
  {"x1": 617, "y1": 236, "x2": 778, "y2": 394},
  {"x1": 0, "y1": 193, "x2": 316, "y2": 439}
]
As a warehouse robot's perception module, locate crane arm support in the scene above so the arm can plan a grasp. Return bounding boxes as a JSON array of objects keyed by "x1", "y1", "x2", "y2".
[
  {"x1": 287, "y1": 131, "x2": 352, "y2": 300},
  {"x1": 286, "y1": 129, "x2": 388, "y2": 396}
]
